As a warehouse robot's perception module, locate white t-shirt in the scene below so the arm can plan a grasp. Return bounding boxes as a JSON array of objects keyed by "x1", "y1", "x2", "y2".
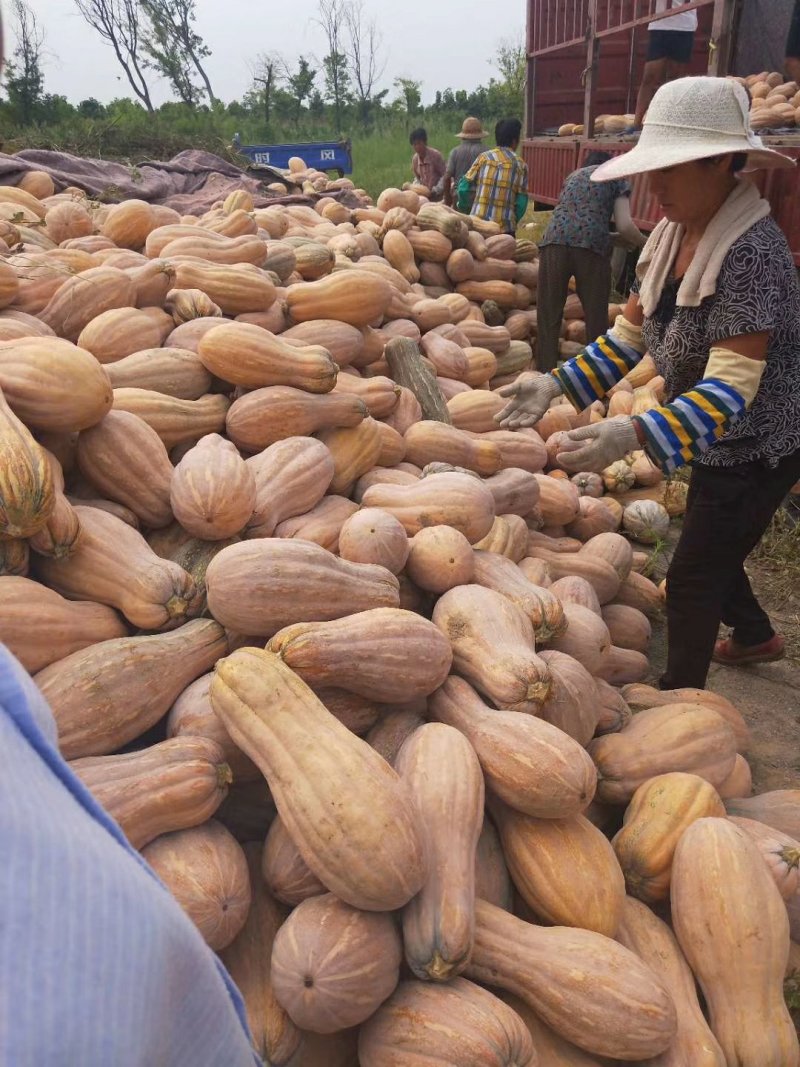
[{"x1": 649, "y1": 0, "x2": 698, "y2": 32}]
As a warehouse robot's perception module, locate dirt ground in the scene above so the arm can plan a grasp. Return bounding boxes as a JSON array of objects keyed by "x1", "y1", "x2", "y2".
[{"x1": 646, "y1": 531, "x2": 800, "y2": 793}]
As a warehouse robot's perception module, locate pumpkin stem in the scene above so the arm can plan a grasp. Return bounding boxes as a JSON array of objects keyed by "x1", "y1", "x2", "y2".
[
  {"x1": 216, "y1": 762, "x2": 234, "y2": 788},
  {"x1": 166, "y1": 593, "x2": 189, "y2": 620},
  {"x1": 782, "y1": 846, "x2": 800, "y2": 870}
]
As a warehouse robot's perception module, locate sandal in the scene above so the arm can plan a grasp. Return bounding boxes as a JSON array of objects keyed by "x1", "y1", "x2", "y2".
[{"x1": 713, "y1": 634, "x2": 785, "y2": 666}]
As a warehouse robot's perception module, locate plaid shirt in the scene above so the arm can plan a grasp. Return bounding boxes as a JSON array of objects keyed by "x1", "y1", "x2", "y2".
[{"x1": 463, "y1": 147, "x2": 529, "y2": 232}]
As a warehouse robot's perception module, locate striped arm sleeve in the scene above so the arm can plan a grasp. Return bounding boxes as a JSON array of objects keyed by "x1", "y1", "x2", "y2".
[
  {"x1": 632, "y1": 378, "x2": 747, "y2": 473},
  {"x1": 552, "y1": 331, "x2": 643, "y2": 410}
]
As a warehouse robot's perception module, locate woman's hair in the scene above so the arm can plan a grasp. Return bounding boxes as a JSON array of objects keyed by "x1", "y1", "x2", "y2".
[
  {"x1": 495, "y1": 118, "x2": 523, "y2": 147},
  {"x1": 702, "y1": 152, "x2": 748, "y2": 173},
  {"x1": 584, "y1": 151, "x2": 612, "y2": 167},
  {"x1": 409, "y1": 128, "x2": 427, "y2": 145}
]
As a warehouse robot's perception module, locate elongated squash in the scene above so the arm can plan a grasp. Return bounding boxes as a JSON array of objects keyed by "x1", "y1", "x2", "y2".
[
  {"x1": 612, "y1": 772, "x2": 726, "y2": 902},
  {"x1": 273, "y1": 495, "x2": 358, "y2": 553},
  {"x1": 729, "y1": 815, "x2": 800, "y2": 899},
  {"x1": 432, "y1": 584, "x2": 550, "y2": 713},
  {"x1": 166, "y1": 672, "x2": 260, "y2": 782},
  {"x1": 725, "y1": 789, "x2": 800, "y2": 838},
  {"x1": 397, "y1": 723, "x2": 484, "y2": 982},
  {"x1": 492, "y1": 803, "x2": 625, "y2": 936},
  {"x1": 210, "y1": 647, "x2": 427, "y2": 910},
  {"x1": 104, "y1": 346, "x2": 213, "y2": 399},
  {"x1": 35, "y1": 505, "x2": 196, "y2": 631},
  {"x1": 35, "y1": 619, "x2": 227, "y2": 758},
  {"x1": 616, "y1": 897, "x2": 726, "y2": 1067},
  {"x1": 0, "y1": 387, "x2": 55, "y2": 538},
  {"x1": 267, "y1": 608, "x2": 452, "y2": 703},
  {"x1": 197, "y1": 322, "x2": 337, "y2": 392},
  {"x1": 471, "y1": 550, "x2": 566, "y2": 641},
  {"x1": 245, "y1": 436, "x2": 334, "y2": 539},
  {"x1": 465, "y1": 900, "x2": 677, "y2": 1060},
  {"x1": 226, "y1": 386, "x2": 367, "y2": 452},
  {"x1": 0, "y1": 576, "x2": 127, "y2": 673},
  {"x1": 206, "y1": 539, "x2": 399, "y2": 636},
  {"x1": 0, "y1": 336, "x2": 113, "y2": 432},
  {"x1": 70, "y1": 736, "x2": 232, "y2": 850},
  {"x1": 588, "y1": 703, "x2": 738, "y2": 804},
  {"x1": 671, "y1": 818, "x2": 799, "y2": 1067},
  {"x1": 538, "y1": 650, "x2": 599, "y2": 746},
  {"x1": 360, "y1": 472, "x2": 495, "y2": 544},
  {"x1": 77, "y1": 410, "x2": 174, "y2": 528},
  {"x1": 286, "y1": 270, "x2": 393, "y2": 327},
  {"x1": 359, "y1": 978, "x2": 536, "y2": 1067},
  {"x1": 112, "y1": 388, "x2": 230, "y2": 450},
  {"x1": 430, "y1": 676, "x2": 596, "y2": 818}
]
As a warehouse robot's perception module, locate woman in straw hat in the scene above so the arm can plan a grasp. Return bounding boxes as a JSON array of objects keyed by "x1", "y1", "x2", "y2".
[
  {"x1": 440, "y1": 117, "x2": 489, "y2": 206},
  {"x1": 497, "y1": 76, "x2": 800, "y2": 688}
]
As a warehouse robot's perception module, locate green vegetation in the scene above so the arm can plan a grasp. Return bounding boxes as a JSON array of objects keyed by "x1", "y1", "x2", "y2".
[{"x1": 0, "y1": 0, "x2": 526, "y2": 200}]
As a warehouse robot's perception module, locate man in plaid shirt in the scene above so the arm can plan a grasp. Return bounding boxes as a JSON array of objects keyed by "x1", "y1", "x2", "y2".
[{"x1": 456, "y1": 118, "x2": 529, "y2": 234}]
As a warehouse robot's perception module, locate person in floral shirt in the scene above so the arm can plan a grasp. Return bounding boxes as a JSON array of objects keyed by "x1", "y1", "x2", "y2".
[{"x1": 537, "y1": 152, "x2": 646, "y2": 371}]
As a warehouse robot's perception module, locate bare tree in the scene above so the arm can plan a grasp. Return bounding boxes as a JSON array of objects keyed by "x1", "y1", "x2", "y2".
[
  {"x1": 250, "y1": 52, "x2": 282, "y2": 125},
  {"x1": 5, "y1": 0, "x2": 45, "y2": 124},
  {"x1": 315, "y1": 0, "x2": 350, "y2": 133},
  {"x1": 74, "y1": 0, "x2": 154, "y2": 112},
  {"x1": 344, "y1": 0, "x2": 385, "y2": 127},
  {"x1": 140, "y1": 0, "x2": 217, "y2": 106}
]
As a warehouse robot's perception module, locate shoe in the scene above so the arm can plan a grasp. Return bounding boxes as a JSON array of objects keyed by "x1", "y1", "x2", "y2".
[
  {"x1": 713, "y1": 634, "x2": 785, "y2": 666},
  {"x1": 622, "y1": 125, "x2": 642, "y2": 137}
]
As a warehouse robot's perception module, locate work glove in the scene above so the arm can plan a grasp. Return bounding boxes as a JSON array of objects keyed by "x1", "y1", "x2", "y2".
[
  {"x1": 556, "y1": 415, "x2": 641, "y2": 473},
  {"x1": 495, "y1": 373, "x2": 564, "y2": 429}
]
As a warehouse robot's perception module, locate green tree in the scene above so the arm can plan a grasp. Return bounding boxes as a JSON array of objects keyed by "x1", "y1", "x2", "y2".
[
  {"x1": 78, "y1": 97, "x2": 107, "y2": 117},
  {"x1": 4, "y1": 0, "x2": 45, "y2": 125},
  {"x1": 394, "y1": 77, "x2": 421, "y2": 119},
  {"x1": 141, "y1": 0, "x2": 199, "y2": 105},
  {"x1": 140, "y1": 0, "x2": 217, "y2": 105},
  {"x1": 492, "y1": 35, "x2": 526, "y2": 114},
  {"x1": 322, "y1": 51, "x2": 351, "y2": 131},
  {"x1": 287, "y1": 57, "x2": 317, "y2": 120}
]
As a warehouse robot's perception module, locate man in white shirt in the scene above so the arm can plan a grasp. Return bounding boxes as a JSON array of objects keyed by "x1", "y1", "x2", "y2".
[{"x1": 631, "y1": 0, "x2": 698, "y2": 128}]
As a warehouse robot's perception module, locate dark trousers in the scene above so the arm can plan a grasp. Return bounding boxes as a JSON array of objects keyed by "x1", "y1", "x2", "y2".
[
  {"x1": 536, "y1": 244, "x2": 612, "y2": 372},
  {"x1": 662, "y1": 449, "x2": 800, "y2": 689}
]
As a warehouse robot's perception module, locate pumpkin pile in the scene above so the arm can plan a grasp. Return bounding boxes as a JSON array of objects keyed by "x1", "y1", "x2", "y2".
[
  {"x1": 0, "y1": 173, "x2": 798, "y2": 1067},
  {"x1": 731, "y1": 71, "x2": 800, "y2": 131}
]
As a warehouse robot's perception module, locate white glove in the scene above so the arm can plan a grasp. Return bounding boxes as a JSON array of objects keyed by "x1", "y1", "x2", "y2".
[
  {"x1": 556, "y1": 416, "x2": 641, "y2": 473},
  {"x1": 495, "y1": 373, "x2": 564, "y2": 429}
]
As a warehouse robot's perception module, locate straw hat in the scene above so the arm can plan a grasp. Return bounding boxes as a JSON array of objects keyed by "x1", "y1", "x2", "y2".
[
  {"x1": 456, "y1": 117, "x2": 488, "y2": 141},
  {"x1": 592, "y1": 76, "x2": 795, "y2": 181}
]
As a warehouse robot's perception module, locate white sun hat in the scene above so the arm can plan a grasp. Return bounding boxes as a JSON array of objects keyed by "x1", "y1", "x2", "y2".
[{"x1": 591, "y1": 76, "x2": 795, "y2": 182}]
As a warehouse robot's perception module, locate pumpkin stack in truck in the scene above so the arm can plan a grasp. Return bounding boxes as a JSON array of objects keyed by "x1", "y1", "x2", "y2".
[{"x1": 523, "y1": 0, "x2": 800, "y2": 263}]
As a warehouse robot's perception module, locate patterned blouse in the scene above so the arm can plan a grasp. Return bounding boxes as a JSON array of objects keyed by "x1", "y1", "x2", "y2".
[
  {"x1": 540, "y1": 165, "x2": 631, "y2": 258},
  {"x1": 638, "y1": 217, "x2": 800, "y2": 469}
]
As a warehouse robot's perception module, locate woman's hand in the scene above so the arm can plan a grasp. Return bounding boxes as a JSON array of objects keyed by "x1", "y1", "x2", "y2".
[
  {"x1": 556, "y1": 416, "x2": 641, "y2": 472},
  {"x1": 495, "y1": 373, "x2": 564, "y2": 429}
]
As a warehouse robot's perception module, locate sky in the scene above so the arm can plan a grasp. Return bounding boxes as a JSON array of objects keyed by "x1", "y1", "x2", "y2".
[{"x1": 19, "y1": 0, "x2": 524, "y2": 108}]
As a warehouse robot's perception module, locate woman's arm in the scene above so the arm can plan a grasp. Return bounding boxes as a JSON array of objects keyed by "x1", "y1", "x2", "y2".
[
  {"x1": 613, "y1": 196, "x2": 647, "y2": 248},
  {"x1": 552, "y1": 311, "x2": 647, "y2": 409},
  {"x1": 633, "y1": 332, "x2": 769, "y2": 471}
]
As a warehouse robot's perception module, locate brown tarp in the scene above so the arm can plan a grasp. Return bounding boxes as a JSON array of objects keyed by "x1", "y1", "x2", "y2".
[{"x1": 0, "y1": 148, "x2": 362, "y2": 213}]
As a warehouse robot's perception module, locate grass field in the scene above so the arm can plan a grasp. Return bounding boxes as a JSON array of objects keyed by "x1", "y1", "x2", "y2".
[{"x1": 349, "y1": 120, "x2": 476, "y2": 199}]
